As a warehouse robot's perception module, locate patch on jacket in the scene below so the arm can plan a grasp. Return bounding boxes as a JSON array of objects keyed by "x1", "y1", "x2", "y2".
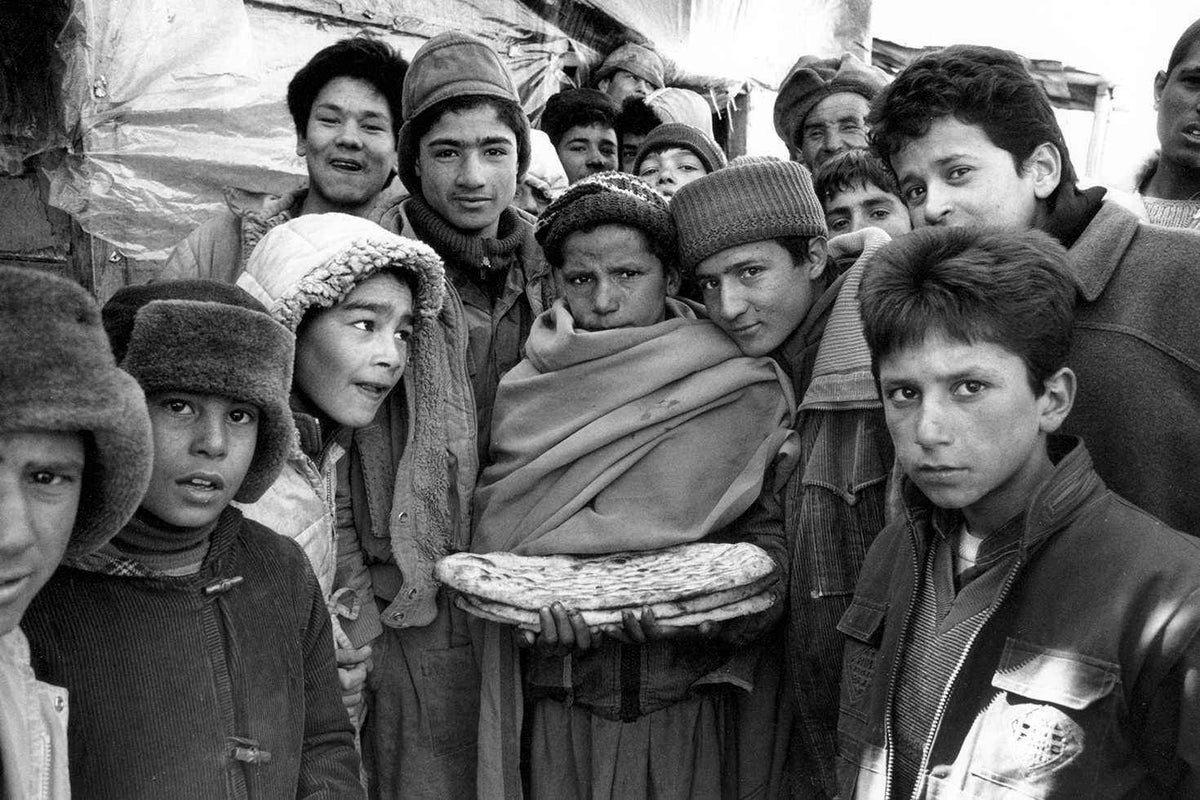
[{"x1": 1008, "y1": 704, "x2": 1082, "y2": 775}]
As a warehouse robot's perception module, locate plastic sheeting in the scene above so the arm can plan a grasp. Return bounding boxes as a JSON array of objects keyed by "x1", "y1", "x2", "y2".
[{"x1": 42, "y1": 0, "x2": 865, "y2": 264}]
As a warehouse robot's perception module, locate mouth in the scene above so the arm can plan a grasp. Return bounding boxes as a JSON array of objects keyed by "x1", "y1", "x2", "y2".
[
  {"x1": 176, "y1": 473, "x2": 226, "y2": 493},
  {"x1": 329, "y1": 158, "x2": 364, "y2": 173}
]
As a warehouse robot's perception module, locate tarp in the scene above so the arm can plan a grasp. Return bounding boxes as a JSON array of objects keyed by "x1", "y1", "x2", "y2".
[{"x1": 34, "y1": 0, "x2": 867, "y2": 265}]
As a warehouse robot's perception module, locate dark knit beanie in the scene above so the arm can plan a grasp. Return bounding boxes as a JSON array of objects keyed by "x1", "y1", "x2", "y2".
[
  {"x1": 632, "y1": 122, "x2": 727, "y2": 176},
  {"x1": 773, "y1": 53, "x2": 888, "y2": 149},
  {"x1": 595, "y1": 42, "x2": 666, "y2": 89},
  {"x1": 397, "y1": 32, "x2": 531, "y2": 196},
  {"x1": 540, "y1": 88, "x2": 620, "y2": 146},
  {"x1": 0, "y1": 267, "x2": 152, "y2": 556},
  {"x1": 535, "y1": 171, "x2": 674, "y2": 267},
  {"x1": 672, "y1": 156, "x2": 827, "y2": 273},
  {"x1": 104, "y1": 283, "x2": 295, "y2": 504}
]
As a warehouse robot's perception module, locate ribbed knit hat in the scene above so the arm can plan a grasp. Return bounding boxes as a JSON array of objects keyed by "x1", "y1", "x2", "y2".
[
  {"x1": 535, "y1": 171, "x2": 674, "y2": 267},
  {"x1": 645, "y1": 87, "x2": 713, "y2": 136},
  {"x1": 397, "y1": 32, "x2": 531, "y2": 196},
  {"x1": 103, "y1": 282, "x2": 295, "y2": 503},
  {"x1": 672, "y1": 156, "x2": 827, "y2": 273},
  {"x1": 595, "y1": 42, "x2": 666, "y2": 89},
  {"x1": 632, "y1": 122, "x2": 727, "y2": 176},
  {"x1": 0, "y1": 267, "x2": 152, "y2": 556},
  {"x1": 773, "y1": 53, "x2": 889, "y2": 149}
]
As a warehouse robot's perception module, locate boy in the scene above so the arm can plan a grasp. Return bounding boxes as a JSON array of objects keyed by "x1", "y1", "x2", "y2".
[
  {"x1": 381, "y1": 31, "x2": 554, "y2": 463},
  {"x1": 0, "y1": 266, "x2": 152, "y2": 800},
  {"x1": 540, "y1": 88, "x2": 620, "y2": 184},
  {"x1": 238, "y1": 213, "x2": 477, "y2": 800},
  {"x1": 163, "y1": 36, "x2": 409, "y2": 283},
  {"x1": 22, "y1": 279, "x2": 363, "y2": 798},
  {"x1": 673, "y1": 158, "x2": 895, "y2": 798},
  {"x1": 840, "y1": 225, "x2": 1200, "y2": 798},
  {"x1": 813, "y1": 149, "x2": 910, "y2": 239},
  {"x1": 868, "y1": 44, "x2": 1200, "y2": 534},
  {"x1": 472, "y1": 172, "x2": 794, "y2": 800},
  {"x1": 632, "y1": 121, "x2": 727, "y2": 199}
]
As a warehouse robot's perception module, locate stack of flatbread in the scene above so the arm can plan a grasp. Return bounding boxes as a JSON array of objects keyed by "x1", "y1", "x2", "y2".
[{"x1": 435, "y1": 542, "x2": 778, "y2": 632}]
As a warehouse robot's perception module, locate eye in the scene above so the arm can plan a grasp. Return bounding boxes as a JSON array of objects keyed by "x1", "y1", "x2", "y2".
[
  {"x1": 952, "y1": 380, "x2": 986, "y2": 397},
  {"x1": 228, "y1": 407, "x2": 258, "y2": 425}
]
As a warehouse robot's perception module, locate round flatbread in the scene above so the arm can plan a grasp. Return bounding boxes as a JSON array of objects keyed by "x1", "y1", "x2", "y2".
[
  {"x1": 454, "y1": 588, "x2": 778, "y2": 632},
  {"x1": 435, "y1": 542, "x2": 777, "y2": 611}
]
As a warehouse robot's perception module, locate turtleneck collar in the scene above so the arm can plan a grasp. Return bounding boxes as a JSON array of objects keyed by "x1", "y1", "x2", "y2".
[{"x1": 405, "y1": 193, "x2": 528, "y2": 288}]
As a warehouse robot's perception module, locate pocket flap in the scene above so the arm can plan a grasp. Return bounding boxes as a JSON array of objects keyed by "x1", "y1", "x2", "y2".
[
  {"x1": 991, "y1": 638, "x2": 1119, "y2": 710},
  {"x1": 837, "y1": 597, "x2": 888, "y2": 645}
]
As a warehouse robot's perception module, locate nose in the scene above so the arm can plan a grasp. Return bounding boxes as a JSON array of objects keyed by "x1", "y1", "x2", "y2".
[
  {"x1": 192, "y1": 411, "x2": 229, "y2": 459},
  {"x1": 914, "y1": 398, "x2": 952, "y2": 449}
]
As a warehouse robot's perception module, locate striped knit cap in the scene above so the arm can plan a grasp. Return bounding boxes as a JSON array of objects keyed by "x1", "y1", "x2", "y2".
[
  {"x1": 534, "y1": 171, "x2": 675, "y2": 267},
  {"x1": 672, "y1": 155, "x2": 826, "y2": 273}
]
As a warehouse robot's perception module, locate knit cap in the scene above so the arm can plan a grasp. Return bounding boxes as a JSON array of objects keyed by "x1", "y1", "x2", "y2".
[
  {"x1": 672, "y1": 156, "x2": 827, "y2": 273},
  {"x1": 535, "y1": 171, "x2": 675, "y2": 267},
  {"x1": 595, "y1": 42, "x2": 666, "y2": 90},
  {"x1": 633, "y1": 122, "x2": 727, "y2": 176},
  {"x1": 0, "y1": 266, "x2": 152, "y2": 556},
  {"x1": 773, "y1": 53, "x2": 889, "y2": 149},
  {"x1": 397, "y1": 32, "x2": 531, "y2": 196},
  {"x1": 645, "y1": 87, "x2": 714, "y2": 136}
]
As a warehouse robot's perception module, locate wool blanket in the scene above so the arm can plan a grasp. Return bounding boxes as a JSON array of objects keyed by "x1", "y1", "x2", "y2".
[{"x1": 472, "y1": 298, "x2": 796, "y2": 557}]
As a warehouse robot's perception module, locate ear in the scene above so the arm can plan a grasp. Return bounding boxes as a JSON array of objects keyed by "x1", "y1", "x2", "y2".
[
  {"x1": 1037, "y1": 366, "x2": 1075, "y2": 434},
  {"x1": 1025, "y1": 143, "x2": 1062, "y2": 201},
  {"x1": 1154, "y1": 70, "x2": 1168, "y2": 106},
  {"x1": 804, "y1": 236, "x2": 829, "y2": 282},
  {"x1": 665, "y1": 264, "x2": 681, "y2": 296}
]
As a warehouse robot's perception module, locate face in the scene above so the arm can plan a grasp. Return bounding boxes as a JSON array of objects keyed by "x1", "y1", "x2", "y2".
[
  {"x1": 694, "y1": 239, "x2": 826, "y2": 357},
  {"x1": 636, "y1": 147, "x2": 708, "y2": 199},
  {"x1": 294, "y1": 273, "x2": 413, "y2": 429},
  {"x1": 891, "y1": 117, "x2": 1058, "y2": 230},
  {"x1": 142, "y1": 393, "x2": 259, "y2": 529},
  {"x1": 600, "y1": 69, "x2": 655, "y2": 105},
  {"x1": 560, "y1": 224, "x2": 678, "y2": 331},
  {"x1": 620, "y1": 133, "x2": 648, "y2": 173},
  {"x1": 556, "y1": 123, "x2": 619, "y2": 184},
  {"x1": 1155, "y1": 41, "x2": 1200, "y2": 176},
  {"x1": 824, "y1": 181, "x2": 911, "y2": 239},
  {"x1": 0, "y1": 431, "x2": 83, "y2": 635},
  {"x1": 879, "y1": 334, "x2": 1071, "y2": 534},
  {"x1": 799, "y1": 92, "x2": 871, "y2": 169},
  {"x1": 298, "y1": 76, "x2": 397, "y2": 216},
  {"x1": 416, "y1": 105, "x2": 519, "y2": 239}
]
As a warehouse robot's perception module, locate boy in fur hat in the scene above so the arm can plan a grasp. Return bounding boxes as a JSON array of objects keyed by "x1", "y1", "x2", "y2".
[
  {"x1": 237, "y1": 213, "x2": 477, "y2": 799},
  {"x1": 0, "y1": 266, "x2": 152, "y2": 800},
  {"x1": 22, "y1": 280, "x2": 363, "y2": 799}
]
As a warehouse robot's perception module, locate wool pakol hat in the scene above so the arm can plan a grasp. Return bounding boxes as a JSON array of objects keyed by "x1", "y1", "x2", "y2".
[
  {"x1": 397, "y1": 32, "x2": 531, "y2": 196},
  {"x1": 773, "y1": 52, "x2": 888, "y2": 148},
  {"x1": 535, "y1": 171, "x2": 675, "y2": 267},
  {"x1": 633, "y1": 122, "x2": 727, "y2": 176},
  {"x1": 595, "y1": 42, "x2": 666, "y2": 89},
  {"x1": 104, "y1": 282, "x2": 296, "y2": 504},
  {"x1": 672, "y1": 156, "x2": 827, "y2": 273},
  {"x1": 0, "y1": 266, "x2": 152, "y2": 557}
]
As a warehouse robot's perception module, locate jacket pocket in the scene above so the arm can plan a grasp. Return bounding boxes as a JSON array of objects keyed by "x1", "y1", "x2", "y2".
[{"x1": 836, "y1": 596, "x2": 887, "y2": 723}]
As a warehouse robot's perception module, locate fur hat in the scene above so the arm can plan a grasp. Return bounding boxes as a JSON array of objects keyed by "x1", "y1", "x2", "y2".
[
  {"x1": 397, "y1": 32, "x2": 530, "y2": 197},
  {"x1": 0, "y1": 267, "x2": 152, "y2": 556},
  {"x1": 632, "y1": 122, "x2": 727, "y2": 176},
  {"x1": 672, "y1": 156, "x2": 827, "y2": 274},
  {"x1": 535, "y1": 171, "x2": 674, "y2": 267},
  {"x1": 595, "y1": 42, "x2": 666, "y2": 90},
  {"x1": 104, "y1": 282, "x2": 295, "y2": 504},
  {"x1": 645, "y1": 87, "x2": 713, "y2": 136},
  {"x1": 773, "y1": 53, "x2": 888, "y2": 150}
]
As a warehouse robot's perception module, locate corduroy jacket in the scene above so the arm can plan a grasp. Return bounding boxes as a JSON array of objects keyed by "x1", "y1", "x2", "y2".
[
  {"x1": 836, "y1": 438, "x2": 1200, "y2": 799},
  {"x1": 22, "y1": 507, "x2": 363, "y2": 800}
]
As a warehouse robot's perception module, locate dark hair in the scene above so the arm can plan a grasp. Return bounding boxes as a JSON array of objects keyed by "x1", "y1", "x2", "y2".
[
  {"x1": 287, "y1": 35, "x2": 409, "y2": 138},
  {"x1": 1167, "y1": 18, "x2": 1200, "y2": 76},
  {"x1": 615, "y1": 96, "x2": 662, "y2": 139},
  {"x1": 867, "y1": 45, "x2": 1077, "y2": 191},
  {"x1": 859, "y1": 226, "x2": 1076, "y2": 394},
  {"x1": 408, "y1": 94, "x2": 527, "y2": 151},
  {"x1": 813, "y1": 148, "x2": 901, "y2": 205},
  {"x1": 540, "y1": 89, "x2": 620, "y2": 147}
]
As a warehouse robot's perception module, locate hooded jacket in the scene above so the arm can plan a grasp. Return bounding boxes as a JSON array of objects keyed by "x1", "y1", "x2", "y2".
[{"x1": 836, "y1": 438, "x2": 1200, "y2": 799}]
